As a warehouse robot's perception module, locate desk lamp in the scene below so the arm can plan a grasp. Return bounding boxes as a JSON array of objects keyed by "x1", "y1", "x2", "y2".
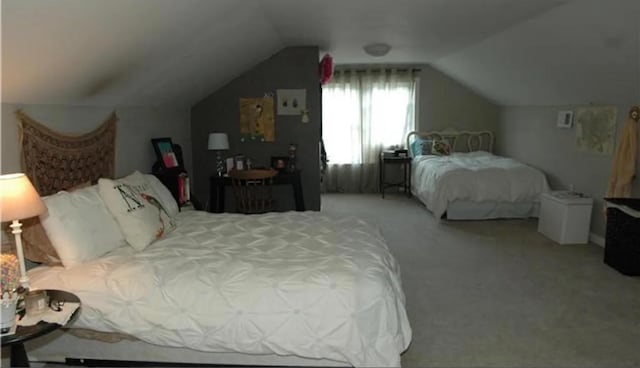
[
  {"x1": 0, "y1": 173, "x2": 46, "y2": 290},
  {"x1": 208, "y1": 133, "x2": 230, "y2": 176}
]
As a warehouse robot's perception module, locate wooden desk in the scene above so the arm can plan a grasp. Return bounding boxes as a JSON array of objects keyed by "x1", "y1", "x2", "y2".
[{"x1": 209, "y1": 170, "x2": 305, "y2": 213}]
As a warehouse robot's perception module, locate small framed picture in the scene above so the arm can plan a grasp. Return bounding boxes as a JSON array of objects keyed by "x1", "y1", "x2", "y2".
[
  {"x1": 151, "y1": 138, "x2": 180, "y2": 169},
  {"x1": 557, "y1": 110, "x2": 573, "y2": 128},
  {"x1": 234, "y1": 155, "x2": 245, "y2": 171},
  {"x1": 270, "y1": 156, "x2": 289, "y2": 172},
  {"x1": 276, "y1": 89, "x2": 306, "y2": 115}
]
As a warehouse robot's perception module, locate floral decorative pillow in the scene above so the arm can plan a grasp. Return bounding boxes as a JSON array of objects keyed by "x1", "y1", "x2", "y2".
[
  {"x1": 98, "y1": 171, "x2": 176, "y2": 251},
  {"x1": 432, "y1": 139, "x2": 452, "y2": 156}
]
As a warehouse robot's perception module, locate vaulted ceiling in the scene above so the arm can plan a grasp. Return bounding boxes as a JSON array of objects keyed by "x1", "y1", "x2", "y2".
[{"x1": 2, "y1": 0, "x2": 639, "y2": 107}]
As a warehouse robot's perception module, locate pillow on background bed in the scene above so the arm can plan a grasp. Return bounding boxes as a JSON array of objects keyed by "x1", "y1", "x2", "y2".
[
  {"x1": 410, "y1": 138, "x2": 434, "y2": 156},
  {"x1": 432, "y1": 139, "x2": 452, "y2": 156},
  {"x1": 40, "y1": 185, "x2": 127, "y2": 268},
  {"x1": 98, "y1": 171, "x2": 176, "y2": 251},
  {"x1": 144, "y1": 174, "x2": 179, "y2": 218}
]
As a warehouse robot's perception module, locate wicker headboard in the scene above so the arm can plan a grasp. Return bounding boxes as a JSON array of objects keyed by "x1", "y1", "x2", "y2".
[{"x1": 406, "y1": 130, "x2": 494, "y2": 156}]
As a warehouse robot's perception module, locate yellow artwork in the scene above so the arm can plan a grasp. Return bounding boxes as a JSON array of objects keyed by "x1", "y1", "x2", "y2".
[{"x1": 239, "y1": 97, "x2": 275, "y2": 142}]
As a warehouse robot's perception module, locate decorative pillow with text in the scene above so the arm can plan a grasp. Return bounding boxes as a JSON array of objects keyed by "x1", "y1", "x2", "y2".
[{"x1": 98, "y1": 171, "x2": 176, "y2": 251}]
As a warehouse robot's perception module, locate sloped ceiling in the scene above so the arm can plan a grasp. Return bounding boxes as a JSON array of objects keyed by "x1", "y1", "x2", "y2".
[{"x1": 1, "y1": 0, "x2": 638, "y2": 107}]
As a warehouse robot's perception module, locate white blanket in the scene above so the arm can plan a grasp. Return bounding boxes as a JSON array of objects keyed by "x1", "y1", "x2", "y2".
[
  {"x1": 412, "y1": 151, "x2": 549, "y2": 218},
  {"x1": 28, "y1": 211, "x2": 411, "y2": 367}
]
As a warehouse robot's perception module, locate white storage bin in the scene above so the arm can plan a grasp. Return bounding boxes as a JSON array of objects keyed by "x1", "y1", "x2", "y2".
[{"x1": 538, "y1": 191, "x2": 593, "y2": 244}]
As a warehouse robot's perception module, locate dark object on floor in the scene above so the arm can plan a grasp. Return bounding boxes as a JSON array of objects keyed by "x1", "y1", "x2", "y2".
[{"x1": 604, "y1": 198, "x2": 640, "y2": 276}]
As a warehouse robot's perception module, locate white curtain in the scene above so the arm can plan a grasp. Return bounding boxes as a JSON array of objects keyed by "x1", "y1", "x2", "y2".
[{"x1": 322, "y1": 69, "x2": 417, "y2": 193}]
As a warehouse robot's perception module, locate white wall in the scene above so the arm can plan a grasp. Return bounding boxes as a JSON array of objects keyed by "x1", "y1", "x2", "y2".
[
  {"x1": 1, "y1": 104, "x2": 192, "y2": 177},
  {"x1": 497, "y1": 103, "x2": 640, "y2": 238},
  {"x1": 418, "y1": 66, "x2": 500, "y2": 133}
]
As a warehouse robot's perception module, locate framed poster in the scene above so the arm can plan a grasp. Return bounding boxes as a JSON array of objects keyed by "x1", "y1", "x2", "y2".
[
  {"x1": 239, "y1": 97, "x2": 275, "y2": 142},
  {"x1": 151, "y1": 137, "x2": 180, "y2": 169},
  {"x1": 276, "y1": 89, "x2": 306, "y2": 115}
]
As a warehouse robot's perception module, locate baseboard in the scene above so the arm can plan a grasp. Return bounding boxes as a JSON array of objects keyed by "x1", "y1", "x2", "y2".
[{"x1": 589, "y1": 233, "x2": 605, "y2": 247}]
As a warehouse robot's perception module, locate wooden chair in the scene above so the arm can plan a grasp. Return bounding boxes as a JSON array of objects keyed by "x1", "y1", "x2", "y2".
[{"x1": 229, "y1": 169, "x2": 278, "y2": 214}]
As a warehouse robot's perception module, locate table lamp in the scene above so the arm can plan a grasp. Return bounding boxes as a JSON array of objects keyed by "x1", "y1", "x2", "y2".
[
  {"x1": 0, "y1": 173, "x2": 46, "y2": 290},
  {"x1": 208, "y1": 133, "x2": 229, "y2": 176}
]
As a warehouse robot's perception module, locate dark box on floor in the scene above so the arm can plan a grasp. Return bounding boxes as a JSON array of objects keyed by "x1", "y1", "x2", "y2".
[{"x1": 604, "y1": 198, "x2": 640, "y2": 276}]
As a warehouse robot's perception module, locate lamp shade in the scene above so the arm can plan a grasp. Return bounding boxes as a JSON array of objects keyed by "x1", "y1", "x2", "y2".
[
  {"x1": 208, "y1": 133, "x2": 229, "y2": 150},
  {"x1": 0, "y1": 173, "x2": 46, "y2": 222}
]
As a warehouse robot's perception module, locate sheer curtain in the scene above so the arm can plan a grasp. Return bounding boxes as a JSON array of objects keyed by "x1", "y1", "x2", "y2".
[{"x1": 322, "y1": 69, "x2": 417, "y2": 192}]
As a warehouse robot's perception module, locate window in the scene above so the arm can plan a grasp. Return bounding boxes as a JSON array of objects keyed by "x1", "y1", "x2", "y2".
[{"x1": 322, "y1": 70, "x2": 417, "y2": 165}]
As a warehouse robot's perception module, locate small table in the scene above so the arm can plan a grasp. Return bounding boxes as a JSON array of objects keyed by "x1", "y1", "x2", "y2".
[
  {"x1": 2, "y1": 290, "x2": 81, "y2": 367},
  {"x1": 209, "y1": 170, "x2": 305, "y2": 213},
  {"x1": 379, "y1": 154, "x2": 412, "y2": 198}
]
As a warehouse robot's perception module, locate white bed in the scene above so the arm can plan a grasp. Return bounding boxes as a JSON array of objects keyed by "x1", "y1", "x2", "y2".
[
  {"x1": 407, "y1": 130, "x2": 549, "y2": 220},
  {"x1": 26, "y1": 207, "x2": 411, "y2": 367},
  {"x1": 16, "y1": 116, "x2": 411, "y2": 367}
]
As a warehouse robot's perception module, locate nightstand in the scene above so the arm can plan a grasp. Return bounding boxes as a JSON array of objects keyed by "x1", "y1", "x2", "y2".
[
  {"x1": 2, "y1": 290, "x2": 80, "y2": 367},
  {"x1": 379, "y1": 153, "x2": 412, "y2": 198}
]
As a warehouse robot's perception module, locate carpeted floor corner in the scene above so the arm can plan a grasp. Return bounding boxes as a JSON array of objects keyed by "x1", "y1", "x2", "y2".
[{"x1": 320, "y1": 193, "x2": 640, "y2": 368}]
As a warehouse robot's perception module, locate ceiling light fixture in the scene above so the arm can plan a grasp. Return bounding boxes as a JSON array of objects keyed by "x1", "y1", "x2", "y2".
[{"x1": 363, "y1": 43, "x2": 391, "y2": 57}]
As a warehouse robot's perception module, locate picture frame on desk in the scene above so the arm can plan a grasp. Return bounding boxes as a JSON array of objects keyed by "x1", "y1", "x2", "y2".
[{"x1": 271, "y1": 156, "x2": 289, "y2": 172}]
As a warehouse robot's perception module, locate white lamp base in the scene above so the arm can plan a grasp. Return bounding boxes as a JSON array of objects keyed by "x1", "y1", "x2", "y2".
[{"x1": 9, "y1": 219, "x2": 30, "y2": 290}]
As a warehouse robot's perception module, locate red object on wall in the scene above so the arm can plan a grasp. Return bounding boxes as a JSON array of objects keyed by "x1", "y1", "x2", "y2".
[{"x1": 319, "y1": 54, "x2": 333, "y2": 85}]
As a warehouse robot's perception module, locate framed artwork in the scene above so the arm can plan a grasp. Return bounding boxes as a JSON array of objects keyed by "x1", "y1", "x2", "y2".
[
  {"x1": 276, "y1": 89, "x2": 306, "y2": 115},
  {"x1": 557, "y1": 110, "x2": 573, "y2": 128},
  {"x1": 151, "y1": 138, "x2": 180, "y2": 169},
  {"x1": 270, "y1": 156, "x2": 289, "y2": 172},
  {"x1": 239, "y1": 96, "x2": 275, "y2": 142}
]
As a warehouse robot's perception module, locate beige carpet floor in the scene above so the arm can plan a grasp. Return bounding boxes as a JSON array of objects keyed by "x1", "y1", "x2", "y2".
[
  {"x1": 320, "y1": 193, "x2": 640, "y2": 368},
  {"x1": 4, "y1": 193, "x2": 639, "y2": 367}
]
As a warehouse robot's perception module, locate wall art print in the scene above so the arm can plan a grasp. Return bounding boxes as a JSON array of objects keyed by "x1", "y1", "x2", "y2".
[
  {"x1": 575, "y1": 106, "x2": 617, "y2": 155},
  {"x1": 239, "y1": 96, "x2": 275, "y2": 142},
  {"x1": 276, "y1": 89, "x2": 306, "y2": 115}
]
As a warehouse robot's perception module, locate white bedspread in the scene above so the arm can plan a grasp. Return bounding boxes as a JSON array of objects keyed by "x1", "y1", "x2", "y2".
[
  {"x1": 412, "y1": 151, "x2": 549, "y2": 218},
  {"x1": 28, "y1": 211, "x2": 411, "y2": 367}
]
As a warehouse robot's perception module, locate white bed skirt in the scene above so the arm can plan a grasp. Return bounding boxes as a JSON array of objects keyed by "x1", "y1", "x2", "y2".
[
  {"x1": 445, "y1": 200, "x2": 540, "y2": 220},
  {"x1": 26, "y1": 329, "x2": 348, "y2": 367}
]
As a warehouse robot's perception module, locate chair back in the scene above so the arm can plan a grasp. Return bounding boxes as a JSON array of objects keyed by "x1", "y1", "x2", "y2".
[{"x1": 229, "y1": 169, "x2": 278, "y2": 214}]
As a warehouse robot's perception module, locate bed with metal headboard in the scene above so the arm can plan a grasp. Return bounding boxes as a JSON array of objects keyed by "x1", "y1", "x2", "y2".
[
  {"x1": 406, "y1": 130, "x2": 549, "y2": 220},
  {"x1": 406, "y1": 129, "x2": 494, "y2": 155}
]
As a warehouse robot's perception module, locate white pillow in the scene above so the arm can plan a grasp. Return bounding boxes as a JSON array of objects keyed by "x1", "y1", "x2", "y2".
[
  {"x1": 98, "y1": 171, "x2": 176, "y2": 251},
  {"x1": 144, "y1": 174, "x2": 179, "y2": 218},
  {"x1": 40, "y1": 185, "x2": 126, "y2": 268}
]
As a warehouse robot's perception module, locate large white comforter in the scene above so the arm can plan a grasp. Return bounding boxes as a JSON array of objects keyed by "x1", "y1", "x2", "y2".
[
  {"x1": 29, "y1": 211, "x2": 411, "y2": 367},
  {"x1": 412, "y1": 151, "x2": 549, "y2": 218}
]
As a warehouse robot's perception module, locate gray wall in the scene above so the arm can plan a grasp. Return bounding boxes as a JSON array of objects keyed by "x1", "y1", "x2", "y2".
[
  {"x1": 497, "y1": 104, "x2": 640, "y2": 238},
  {"x1": 418, "y1": 66, "x2": 500, "y2": 133},
  {"x1": 1, "y1": 104, "x2": 191, "y2": 177},
  {"x1": 191, "y1": 46, "x2": 321, "y2": 212}
]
